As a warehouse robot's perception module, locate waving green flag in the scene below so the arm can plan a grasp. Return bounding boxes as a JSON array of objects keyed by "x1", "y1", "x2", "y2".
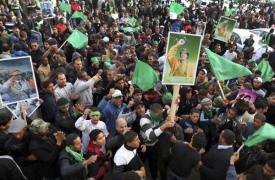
[
  {"x1": 132, "y1": 60, "x2": 158, "y2": 91},
  {"x1": 204, "y1": 48, "x2": 252, "y2": 80},
  {"x1": 169, "y1": 2, "x2": 184, "y2": 15},
  {"x1": 67, "y1": 30, "x2": 88, "y2": 49},
  {"x1": 70, "y1": 11, "x2": 88, "y2": 22},
  {"x1": 129, "y1": 17, "x2": 137, "y2": 26},
  {"x1": 60, "y1": 2, "x2": 71, "y2": 13},
  {"x1": 254, "y1": 60, "x2": 274, "y2": 82},
  {"x1": 244, "y1": 123, "x2": 275, "y2": 147}
]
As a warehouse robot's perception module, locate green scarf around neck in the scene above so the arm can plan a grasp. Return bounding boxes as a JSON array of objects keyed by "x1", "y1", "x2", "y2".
[
  {"x1": 202, "y1": 109, "x2": 212, "y2": 118},
  {"x1": 65, "y1": 146, "x2": 88, "y2": 179}
]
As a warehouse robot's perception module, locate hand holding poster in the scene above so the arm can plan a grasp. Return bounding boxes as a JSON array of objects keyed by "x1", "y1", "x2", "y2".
[
  {"x1": 214, "y1": 16, "x2": 237, "y2": 42},
  {"x1": 162, "y1": 32, "x2": 202, "y2": 85}
]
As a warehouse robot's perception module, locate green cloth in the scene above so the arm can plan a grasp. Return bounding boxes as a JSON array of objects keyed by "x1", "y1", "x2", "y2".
[
  {"x1": 244, "y1": 123, "x2": 275, "y2": 147},
  {"x1": 264, "y1": 33, "x2": 272, "y2": 46},
  {"x1": 122, "y1": 26, "x2": 142, "y2": 32},
  {"x1": 109, "y1": 6, "x2": 113, "y2": 12},
  {"x1": 225, "y1": 9, "x2": 232, "y2": 16},
  {"x1": 67, "y1": 30, "x2": 88, "y2": 49},
  {"x1": 129, "y1": 17, "x2": 137, "y2": 26},
  {"x1": 90, "y1": 57, "x2": 99, "y2": 63},
  {"x1": 104, "y1": 62, "x2": 111, "y2": 71},
  {"x1": 204, "y1": 48, "x2": 252, "y2": 80},
  {"x1": 132, "y1": 60, "x2": 158, "y2": 91},
  {"x1": 65, "y1": 146, "x2": 88, "y2": 179},
  {"x1": 162, "y1": 91, "x2": 172, "y2": 105},
  {"x1": 169, "y1": 2, "x2": 184, "y2": 15},
  {"x1": 70, "y1": 11, "x2": 88, "y2": 22},
  {"x1": 60, "y1": 2, "x2": 71, "y2": 12},
  {"x1": 254, "y1": 60, "x2": 274, "y2": 82}
]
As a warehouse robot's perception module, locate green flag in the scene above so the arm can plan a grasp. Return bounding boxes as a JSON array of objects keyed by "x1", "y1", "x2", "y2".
[
  {"x1": 225, "y1": 9, "x2": 233, "y2": 16},
  {"x1": 122, "y1": 26, "x2": 141, "y2": 32},
  {"x1": 110, "y1": 6, "x2": 113, "y2": 12},
  {"x1": 169, "y1": 2, "x2": 184, "y2": 15},
  {"x1": 129, "y1": 17, "x2": 137, "y2": 26},
  {"x1": 67, "y1": 30, "x2": 88, "y2": 49},
  {"x1": 70, "y1": 11, "x2": 87, "y2": 22},
  {"x1": 60, "y1": 2, "x2": 71, "y2": 13},
  {"x1": 132, "y1": 60, "x2": 158, "y2": 91},
  {"x1": 254, "y1": 60, "x2": 274, "y2": 82},
  {"x1": 204, "y1": 48, "x2": 252, "y2": 80},
  {"x1": 244, "y1": 123, "x2": 275, "y2": 147}
]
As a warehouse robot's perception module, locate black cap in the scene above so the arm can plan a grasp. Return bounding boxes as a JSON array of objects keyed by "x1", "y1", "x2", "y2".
[
  {"x1": 133, "y1": 88, "x2": 142, "y2": 95},
  {"x1": 134, "y1": 100, "x2": 144, "y2": 109}
]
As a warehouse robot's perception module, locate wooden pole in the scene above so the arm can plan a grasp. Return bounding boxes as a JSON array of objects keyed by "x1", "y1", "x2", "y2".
[
  {"x1": 237, "y1": 143, "x2": 245, "y2": 153},
  {"x1": 170, "y1": 85, "x2": 180, "y2": 122},
  {"x1": 217, "y1": 81, "x2": 226, "y2": 100},
  {"x1": 53, "y1": 39, "x2": 68, "y2": 56}
]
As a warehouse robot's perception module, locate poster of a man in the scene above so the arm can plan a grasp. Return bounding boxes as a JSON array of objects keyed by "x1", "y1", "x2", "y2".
[
  {"x1": 162, "y1": 32, "x2": 202, "y2": 85},
  {"x1": 215, "y1": 16, "x2": 237, "y2": 42},
  {"x1": 7, "y1": 98, "x2": 40, "y2": 118},
  {"x1": 0, "y1": 57, "x2": 39, "y2": 105},
  {"x1": 40, "y1": 2, "x2": 53, "y2": 18}
]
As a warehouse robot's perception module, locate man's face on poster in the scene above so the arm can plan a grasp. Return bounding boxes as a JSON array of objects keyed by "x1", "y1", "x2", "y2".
[
  {"x1": 11, "y1": 70, "x2": 21, "y2": 82},
  {"x1": 44, "y1": 3, "x2": 48, "y2": 9}
]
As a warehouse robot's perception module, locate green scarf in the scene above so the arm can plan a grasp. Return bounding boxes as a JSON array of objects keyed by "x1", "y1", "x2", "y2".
[
  {"x1": 202, "y1": 109, "x2": 212, "y2": 118},
  {"x1": 264, "y1": 33, "x2": 272, "y2": 46},
  {"x1": 245, "y1": 22, "x2": 248, "y2": 29},
  {"x1": 65, "y1": 146, "x2": 88, "y2": 179}
]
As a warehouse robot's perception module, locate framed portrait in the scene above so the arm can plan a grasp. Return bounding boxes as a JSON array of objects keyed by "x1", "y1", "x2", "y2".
[
  {"x1": 162, "y1": 32, "x2": 202, "y2": 85},
  {"x1": 6, "y1": 98, "x2": 40, "y2": 118},
  {"x1": 214, "y1": 16, "x2": 237, "y2": 42},
  {"x1": 0, "y1": 56, "x2": 39, "y2": 106},
  {"x1": 40, "y1": 1, "x2": 53, "y2": 18}
]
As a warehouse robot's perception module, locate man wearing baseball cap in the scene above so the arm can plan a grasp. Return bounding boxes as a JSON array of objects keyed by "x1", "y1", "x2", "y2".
[
  {"x1": 98, "y1": 88, "x2": 131, "y2": 132},
  {"x1": 5, "y1": 119, "x2": 40, "y2": 179},
  {"x1": 29, "y1": 118, "x2": 65, "y2": 179}
]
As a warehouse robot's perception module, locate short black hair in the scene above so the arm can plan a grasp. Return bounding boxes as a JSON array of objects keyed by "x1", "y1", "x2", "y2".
[
  {"x1": 66, "y1": 133, "x2": 79, "y2": 146},
  {"x1": 192, "y1": 132, "x2": 206, "y2": 149},
  {"x1": 121, "y1": 171, "x2": 140, "y2": 180},
  {"x1": 89, "y1": 129, "x2": 103, "y2": 141},
  {"x1": 42, "y1": 79, "x2": 53, "y2": 89},
  {"x1": 124, "y1": 131, "x2": 138, "y2": 143},
  {"x1": 255, "y1": 99, "x2": 269, "y2": 110},
  {"x1": 19, "y1": 31, "x2": 27, "y2": 38},
  {"x1": 150, "y1": 103, "x2": 163, "y2": 113},
  {"x1": 0, "y1": 112, "x2": 13, "y2": 126},
  {"x1": 13, "y1": 43, "x2": 22, "y2": 51},
  {"x1": 190, "y1": 108, "x2": 200, "y2": 114},
  {"x1": 2, "y1": 44, "x2": 10, "y2": 52},
  {"x1": 56, "y1": 97, "x2": 69, "y2": 108},
  {"x1": 222, "y1": 129, "x2": 235, "y2": 145},
  {"x1": 40, "y1": 56, "x2": 48, "y2": 62},
  {"x1": 77, "y1": 71, "x2": 86, "y2": 79},
  {"x1": 254, "y1": 113, "x2": 266, "y2": 122},
  {"x1": 229, "y1": 107, "x2": 239, "y2": 114}
]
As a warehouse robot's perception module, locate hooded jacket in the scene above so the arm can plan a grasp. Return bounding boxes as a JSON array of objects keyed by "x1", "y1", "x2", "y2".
[{"x1": 65, "y1": 52, "x2": 84, "y2": 75}]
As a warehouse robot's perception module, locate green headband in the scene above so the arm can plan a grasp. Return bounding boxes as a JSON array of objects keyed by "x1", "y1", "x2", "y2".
[
  {"x1": 90, "y1": 111, "x2": 101, "y2": 116},
  {"x1": 58, "y1": 103, "x2": 70, "y2": 108}
]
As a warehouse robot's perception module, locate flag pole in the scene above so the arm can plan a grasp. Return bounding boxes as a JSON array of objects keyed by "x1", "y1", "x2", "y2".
[
  {"x1": 170, "y1": 85, "x2": 180, "y2": 122},
  {"x1": 54, "y1": 39, "x2": 68, "y2": 56},
  {"x1": 217, "y1": 80, "x2": 226, "y2": 100},
  {"x1": 237, "y1": 143, "x2": 245, "y2": 153}
]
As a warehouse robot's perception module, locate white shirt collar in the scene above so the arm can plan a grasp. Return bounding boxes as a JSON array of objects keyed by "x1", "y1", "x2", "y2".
[{"x1": 218, "y1": 145, "x2": 232, "y2": 149}]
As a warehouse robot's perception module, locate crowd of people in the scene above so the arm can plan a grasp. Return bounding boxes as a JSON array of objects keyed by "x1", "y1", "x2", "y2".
[{"x1": 1, "y1": 0, "x2": 275, "y2": 179}]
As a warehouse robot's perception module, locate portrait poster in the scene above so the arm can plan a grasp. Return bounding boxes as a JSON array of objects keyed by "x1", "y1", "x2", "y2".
[
  {"x1": 162, "y1": 32, "x2": 202, "y2": 85},
  {"x1": 40, "y1": 1, "x2": 53, "y2": 18},
  {"x1": 0, "y1": 56, "x2": 39, "y2": 109},
  {"x1": 214, "y1": 16, "x2": 237, "y2": 42},
  {"x1": 235, "y1": 89, "x2": 258, "y2": 105},
  {"x1": 6, "y1": 98, "x2": 40, "y2": 118}
]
